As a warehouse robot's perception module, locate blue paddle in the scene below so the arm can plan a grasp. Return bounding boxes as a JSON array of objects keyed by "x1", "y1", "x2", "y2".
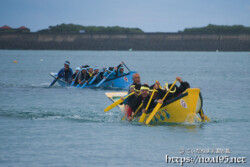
[
  {"x1": 81, "y1": 77, "x2": 93, "y2": 88},
  {"x1": 96, "y1": 71, "x2": 115, "y2": 87},
  {"x1": 70, "y1": 71, "x2": 80, "y2": 87},
  {"x1": 88, "y1": 72, "x2": 101, "y2": 85},
  {"x1": 49, "y1": 78, "x2": 58, "y2": 87},
  {"x1": 76, "y1": 79, "x2": 85, "y2": 88},
  {"x1": 123, "y1": 62, "x2": 131, "y2": 72}
]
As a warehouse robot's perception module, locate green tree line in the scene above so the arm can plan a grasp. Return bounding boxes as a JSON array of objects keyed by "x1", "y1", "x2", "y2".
[
  {"x1": 180, "y1": 24, "x2": 250, "y2": 34},
  {"x1": 38, "y1": 24, "x2": 144, "y2": 34}
]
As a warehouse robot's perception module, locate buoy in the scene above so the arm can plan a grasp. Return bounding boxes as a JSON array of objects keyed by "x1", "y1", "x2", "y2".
[{"x1": 13, "y1": 60, "x2": 18, "y2": 64}]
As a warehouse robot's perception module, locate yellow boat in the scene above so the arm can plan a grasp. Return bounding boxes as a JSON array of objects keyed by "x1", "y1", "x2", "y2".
[{"x1": 105, "y1": 88, "x2": 209, "y2": 124}]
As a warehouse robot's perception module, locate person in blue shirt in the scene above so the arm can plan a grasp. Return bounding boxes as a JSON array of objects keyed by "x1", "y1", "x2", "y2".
[
  {"x1": 103, "y1": 67, "x2": 116, "y2": 79},
  {"x1": 115, "y1": 66, "x2": 125, "y2": 76},
  {"x1": 57, "y1": 61, "x2": 73, "y2": 83}
]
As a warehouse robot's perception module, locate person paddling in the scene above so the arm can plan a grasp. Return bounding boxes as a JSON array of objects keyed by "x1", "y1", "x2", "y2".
[
  {"x1": 71, "y1": 67, "x2": 81, "y2": 86},
  {"x1": 103, "y1": 67, "x2": 116, "y2": 79},
  {"x1": 78, "y1": 67, "x2": 90, "y2": 86},
  {"x1": 131, "y1": 84, "x2": 150, "y2": 117},
  {"x1": 57, "y1": 61, "x2": 73, "y2": 84},
  {"x1": 157, "y1": 77, "x2": 190, "y2": 104},
  {"x1": 141, "y1": 82, "x2": 165, "y2": 115},
  {"x1": 89, "y1": 67, "x2": 104, "y2": 84}
]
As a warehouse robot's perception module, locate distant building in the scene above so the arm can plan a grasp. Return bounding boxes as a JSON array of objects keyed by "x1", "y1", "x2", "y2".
[
  {"x1": 17, "y1": 26, "x2": 30, "y2": 33},
  {"x1": 79, "y1": 30, "x2": 86, "y2": 33},
  {"x1": 0, "y1": 25, "x2": 30, "y2": 33}
]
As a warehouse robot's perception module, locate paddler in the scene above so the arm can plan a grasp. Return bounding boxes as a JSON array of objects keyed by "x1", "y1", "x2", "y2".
[
  {"x1": 157, "y1": 77, "x2": 190, "y2": 104},
  {"x1": 122, "y1": 84, "x2": 141, "y2": 121},
  {"x1": 115, "y1": 61, "x2": 125, "y2": 76},
  {"x1": 78, "y1": 67, "x2": 90, "y2": 86},
  {"x1": 88, "y1": 67, "x2": 104, "y2": 84},
  {"x1": 103, "y1": 67, "x2": 116, "y2": 79},
  {"x1": 57, "y1": 61, "x2": 73, "y2": 83},
  {"x1": 87, "y1": 67, "x2": 94, "y2": 78},
  {"x1": 116, "y1": 66, "x2": 125, "y2": 76},
  {"x1": 131, "y1": 84, "x2": 150, "y2": 117},
  {"x1": 71, "y1": 67, "x2": 81, "y2": 86},
  {"x1": 141, "y1": 81, "x2": 165, "y2": 115}
]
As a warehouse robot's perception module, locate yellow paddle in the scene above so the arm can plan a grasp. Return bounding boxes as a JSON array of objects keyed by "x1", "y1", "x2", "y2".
[
  {"x1": 145, "y1": 80, "x2": 177, "y2": 125},
  {"x1": 155, "y1": 80, "x2": 163, "y2": 89},
  {"x1": 104, "y1": 92, "x2": 135, "y2": 112},
  {"x1": 131, "y1": 102, "x2": 143, "y2": 120},
  {"x1": 200, "y1": 109, "x2": 210, "y2": 122},
  {"x1": 139, "y1": 89, "x2": 156, "y2": 123}
]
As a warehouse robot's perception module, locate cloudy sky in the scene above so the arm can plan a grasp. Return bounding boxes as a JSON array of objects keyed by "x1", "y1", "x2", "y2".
[{"x1": 1, "y1": 0, "x2": 249, "y2": 32}]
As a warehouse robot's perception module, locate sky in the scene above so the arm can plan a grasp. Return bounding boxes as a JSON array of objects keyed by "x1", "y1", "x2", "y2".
[{"x1": 0, "y1": 0, "x2": 250, "y2": 32}]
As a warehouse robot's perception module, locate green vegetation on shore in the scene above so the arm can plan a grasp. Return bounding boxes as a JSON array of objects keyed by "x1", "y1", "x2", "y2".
[
  {"x1": 38, "y1": 24, "x2": 144, "y2": 34},
  {"x1": 179, "y1": 24, "x2": 250, "y2": 34}
]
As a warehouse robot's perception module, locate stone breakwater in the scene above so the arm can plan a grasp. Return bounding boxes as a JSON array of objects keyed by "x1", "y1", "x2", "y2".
[{"x1": 0, "y1": 33, "x2": 249, "y2": 51}]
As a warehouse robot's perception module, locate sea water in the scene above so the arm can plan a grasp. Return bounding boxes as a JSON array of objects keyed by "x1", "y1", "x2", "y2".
[{"x1": 0, "y1": 50, "x2": 249, "y2": 167}]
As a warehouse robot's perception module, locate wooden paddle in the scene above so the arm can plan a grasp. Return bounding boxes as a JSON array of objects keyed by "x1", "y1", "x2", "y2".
[
  {"x1": 139, "y1": 89, "x2": 156, "y2": 123},
  {"x1": 145, "y1": 80, "x2": 177, "y2": 125},
  {"x1": 104, "y1": 92, "x2": 135, "y2": 112}
]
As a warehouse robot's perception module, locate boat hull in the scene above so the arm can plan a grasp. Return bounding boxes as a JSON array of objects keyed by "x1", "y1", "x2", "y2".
[
  {"x1": 50, "y1": 71, "x2": 136, "y2": 89},
  {"x1": 105, "y1": 88, "x2": 203, "y2": 124}
]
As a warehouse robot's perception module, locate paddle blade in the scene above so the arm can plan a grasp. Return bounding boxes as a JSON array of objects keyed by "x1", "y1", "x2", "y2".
[
  {"x1": 81, "y1": 82, "x2": 87, "y2": 88},
  {"x1": 89, "y1": 77, "x2": 96, "y2": 85},
  {"x1": 204, "y1": 115, "x2": 210, "y2": 122},
  {"x1": 139, "y1": 113, "x2": 147, "y2": 123},
  {"x1": 70, "y1": 81, "x2": 75, "y2": 87},
  {"x1": 49, "y1": 78, "x2": 58, "y2": 87},
  {"x1": 145, "y1": 103, "x2": 162, "y2": 125},
  {"x1": 104, "y1": 99, "x2": 123, "y2": 112}
]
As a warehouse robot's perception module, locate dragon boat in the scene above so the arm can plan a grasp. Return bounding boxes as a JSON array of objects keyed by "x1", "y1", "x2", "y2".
[
  {"x1": 49, "y1": 71, "x2": 137, "y2": 89},
  {"x1": 105, "y1": 88, "x2": 208, "y2": 124}
]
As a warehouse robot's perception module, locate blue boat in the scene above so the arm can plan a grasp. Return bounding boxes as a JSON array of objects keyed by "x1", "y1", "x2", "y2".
[{"x1": 49, "y1": 71, "x2": 137, "y2": 89}]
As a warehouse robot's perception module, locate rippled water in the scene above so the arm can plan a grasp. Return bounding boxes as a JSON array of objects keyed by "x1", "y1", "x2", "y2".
[{"x1": 0, "y1": 50, "x2": 249, "y2": 167}]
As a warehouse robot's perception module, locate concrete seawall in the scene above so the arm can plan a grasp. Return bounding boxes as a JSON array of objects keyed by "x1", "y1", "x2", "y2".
[{"x1": 0, "y1": 33, "x2": 249, "y2": 51}]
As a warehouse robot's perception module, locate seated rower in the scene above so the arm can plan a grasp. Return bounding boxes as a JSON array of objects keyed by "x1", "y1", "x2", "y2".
[
  {"x1": 116, "y1": 66, "x2": 125, "y2": 76},
  {"x1": 103, "y1": 67, "x2": 116, "y2": 79},
  {"x1": 78, "y1": 67, "x2": 90, "y2": 86},
  {"x1": 158, "y1": 77, "x2": 190, "y2": 104},
  {"x1": 89, "y1": 67, "x2": 101, "y2": 84},
  {"x1": 57, "y1": 61, "x2": 73, "y2": 83},
  {"x1": 115, "y1": 61, "x2": 125, "y2": 77},
  {"x1": 141, "y1": 82, "x2": 165, "y2": 115},
  {"x1": 122, "y1": 84, "x2": 141, "y2": 121},
  {"x1": 88, "y1": 67, "x2": 94, "y2": 78},
  {"x1": 71, "y1": 67, "x2": 81, "y2": 85},
  {"x1": 130, "y1": 84, "x2": 150, "y2": 118}
]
